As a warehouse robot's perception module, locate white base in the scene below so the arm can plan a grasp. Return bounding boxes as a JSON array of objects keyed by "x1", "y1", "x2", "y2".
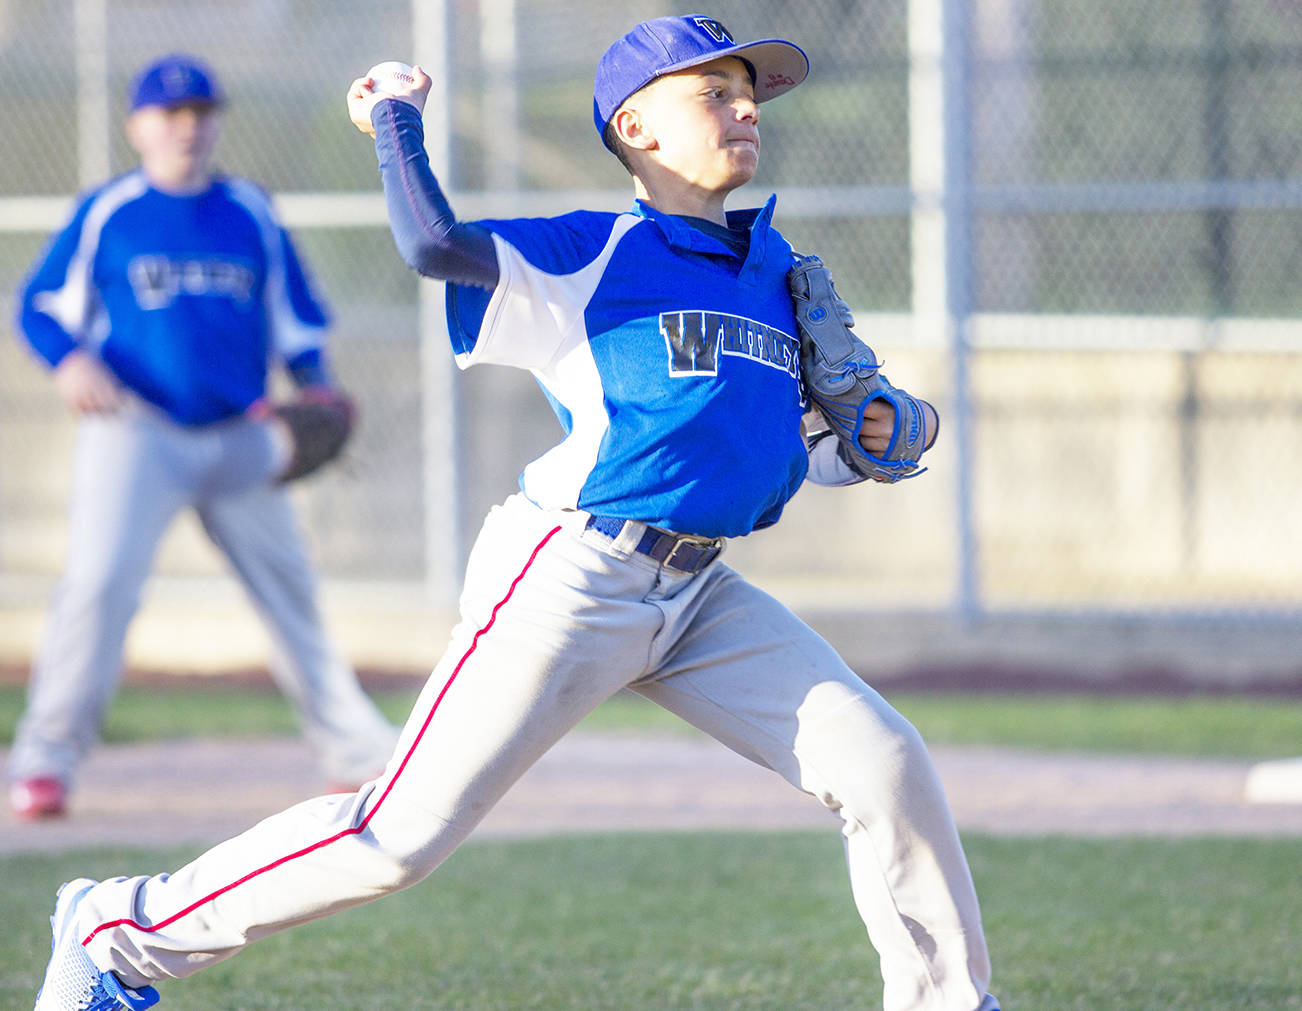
[{"x1": 1244, "y1": 757, "x2": 1302, "y2": 805}]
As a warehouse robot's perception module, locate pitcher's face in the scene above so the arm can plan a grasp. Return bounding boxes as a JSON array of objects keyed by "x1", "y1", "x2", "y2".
[{"x1": 633, "y1": 56, "x2": 761, "y2": 194}]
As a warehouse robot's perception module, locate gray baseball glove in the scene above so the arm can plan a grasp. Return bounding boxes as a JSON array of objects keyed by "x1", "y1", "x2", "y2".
[{"x1": 787, "y1": 254, "x2": 929, "y2": 483}]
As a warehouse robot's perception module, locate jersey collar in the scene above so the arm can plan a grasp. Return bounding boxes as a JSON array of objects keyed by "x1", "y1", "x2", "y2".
[
  {"x1": 631, "y1": 194, "x2": 777, "y2": 256},
  {"x1": 630, "y1": 193, "x2": 778, "y2": 284}
]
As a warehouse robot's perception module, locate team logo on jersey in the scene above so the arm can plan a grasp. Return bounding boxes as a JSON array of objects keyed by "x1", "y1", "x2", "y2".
[
  {"x1": 660, "y1": 309, "x2": 799, "y2": 383},
  {"x1": 128, "y1": 255, "x2": 256, "y2": 310},
  {"x1": 692, "y1": 17, "x2": 733, "y2": 44}
]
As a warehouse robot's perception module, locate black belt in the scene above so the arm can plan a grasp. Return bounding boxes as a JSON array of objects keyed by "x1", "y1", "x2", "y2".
[{"x1": 585, "y1": 515, "x2": 723, "y2": 573}]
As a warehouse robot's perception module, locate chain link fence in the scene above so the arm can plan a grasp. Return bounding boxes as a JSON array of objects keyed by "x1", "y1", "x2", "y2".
[{"x1": 1, "y1": 0, "x2": 1299, "y2": 632}]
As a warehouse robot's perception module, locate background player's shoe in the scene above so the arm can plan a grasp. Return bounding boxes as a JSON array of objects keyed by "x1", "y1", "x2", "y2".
[
  {"x1": 10, "y1": 777, "x2": 66, "y2": 820},
  {"x1": 34, "y1": 878, "x2": 161, "y2": 1011}
]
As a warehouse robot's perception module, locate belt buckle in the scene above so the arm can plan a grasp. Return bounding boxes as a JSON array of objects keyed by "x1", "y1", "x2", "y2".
[{"x1": 663, "y1": 533, "x2": 719, "y2": 572}]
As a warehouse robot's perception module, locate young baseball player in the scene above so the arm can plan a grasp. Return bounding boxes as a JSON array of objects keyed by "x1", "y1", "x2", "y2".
[
  {"x1": 32, "y1": 20, "x2": 999, "y2": 1011},
  {"x1": 9, "y1": 53, "x2": 398, "y2": 822}
]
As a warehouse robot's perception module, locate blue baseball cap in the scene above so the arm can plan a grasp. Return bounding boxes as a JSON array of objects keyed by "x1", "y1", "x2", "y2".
[
  {"x1": 129, "y1": 54, "x2": 224, "y2": 112},
  {"x1": 593, "y1": 15, "x2": 809, "y2": 147}
]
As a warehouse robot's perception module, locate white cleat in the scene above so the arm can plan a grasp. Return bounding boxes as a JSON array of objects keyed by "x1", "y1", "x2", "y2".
[{"x1": 33, "y1": 878, "x2": 161, "y2": 1010}]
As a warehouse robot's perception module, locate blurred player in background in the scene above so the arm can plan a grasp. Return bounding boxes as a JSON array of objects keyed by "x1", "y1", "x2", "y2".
[{"x1": 8, "y1": 53, "x2": 398, "y2": 821}]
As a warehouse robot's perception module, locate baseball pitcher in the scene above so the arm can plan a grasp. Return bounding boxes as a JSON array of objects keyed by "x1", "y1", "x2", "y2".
[{"x1": 33, "y1": 21, "x2": 998, "y2": 1011}]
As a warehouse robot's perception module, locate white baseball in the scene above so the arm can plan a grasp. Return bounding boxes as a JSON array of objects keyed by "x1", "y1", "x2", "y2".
[{"x1": 366, "y1": 61, "x2": 416, "y2": 95}]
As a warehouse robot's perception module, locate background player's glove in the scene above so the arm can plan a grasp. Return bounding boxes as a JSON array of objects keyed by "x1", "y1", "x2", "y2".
[
  {"x1": 787, "y1": 254, "x2": 929, "y2": 483},
  {"x1": 264, "y1": 388, "x2": 357, "y2": 483}
]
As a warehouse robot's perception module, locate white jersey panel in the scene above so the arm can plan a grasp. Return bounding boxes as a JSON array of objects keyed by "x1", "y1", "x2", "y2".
[
  {"x1": 519, "y1": 345, "x2": 609, "y2": 509},
  {"x1": 456, "y1": 217, "x2": 641, "y2": 372},
  {"x1": 31, "y1": 174, "x2": 148, "y2": 345},
  {"x1": 458, "y1": 220, "x2": 639, "y2": 508},
  {"x1": 225, "y1": 179, "x2": 319, "y2": 361}
]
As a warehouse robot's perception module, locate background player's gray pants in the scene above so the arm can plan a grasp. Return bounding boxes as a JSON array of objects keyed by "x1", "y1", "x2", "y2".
[
  {"x1": 74, "y1": 494, "x2": 992, "y2": 1011},
  {"x1": 7, "y1": 406, "x2": 397, "y2": 787}
]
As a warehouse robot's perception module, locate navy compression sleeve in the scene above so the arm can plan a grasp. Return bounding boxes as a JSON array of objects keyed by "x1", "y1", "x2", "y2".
[{"x1": 371, "y1": 99, "x2": 500, "y2": 289}]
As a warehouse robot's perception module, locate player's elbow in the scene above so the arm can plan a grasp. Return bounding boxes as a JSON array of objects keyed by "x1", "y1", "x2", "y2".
[
  {"x1": 390, "y1": 227, "x2": 440, "y2": 277},
  {"x1": 393, "y1": 225, "x2": 499, "y2": 289}
]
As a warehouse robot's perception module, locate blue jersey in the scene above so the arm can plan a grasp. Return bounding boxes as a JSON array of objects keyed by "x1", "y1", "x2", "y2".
[
  {"x1": 17, "y1": 171, "x2": 330, "y2": 426},
  {"x1": 446, "y1": 197, "x2": 810, "y2": 538}
]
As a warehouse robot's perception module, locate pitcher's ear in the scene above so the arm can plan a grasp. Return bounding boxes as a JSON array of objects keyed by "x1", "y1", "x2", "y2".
[{"x1": 613, "y1": 106, "x2": 656, "y2": 151}]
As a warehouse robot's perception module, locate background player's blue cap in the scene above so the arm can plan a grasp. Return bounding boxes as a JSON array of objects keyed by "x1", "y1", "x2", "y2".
[
  {"x1": 129, "y1": 54, "x2": 224, "y2": 112},
  {"x1": 593, "y1": 14, "x2": 808, "y2": 148}
]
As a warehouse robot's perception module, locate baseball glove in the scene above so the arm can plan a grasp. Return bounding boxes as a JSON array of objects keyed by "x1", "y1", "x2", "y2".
[
  {"x1": 787, "y1": 254, "x2": 928, "y2": 483},
  {"x1": 266, "y1": 388, "x2": 357, "y2": 483}
]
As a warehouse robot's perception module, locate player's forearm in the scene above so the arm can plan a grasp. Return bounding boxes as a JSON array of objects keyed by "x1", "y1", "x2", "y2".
[
  {"x1": 19, "y1": 296, "x2": 81, "y2": 370},
  {"x1": 802, "y1": 396, "x2": 939, "y2": 488},
  {"x1": 805, "y1": 430, "x2": 867, "y2": 486},
  {"x1": 372, "y1": 99, "x2": 499, "y2": 289},
  {"x1": 286, "y1": 349, "x2": 332, "y2": 389}
]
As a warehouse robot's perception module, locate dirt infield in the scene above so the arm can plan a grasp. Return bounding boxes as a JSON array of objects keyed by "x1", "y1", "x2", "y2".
[{"x1": 3, "y1": 731, "x2": 1301, "y2": 855}]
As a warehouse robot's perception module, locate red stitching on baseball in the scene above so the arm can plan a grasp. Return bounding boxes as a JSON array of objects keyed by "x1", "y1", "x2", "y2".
[{"x1": 81, "y1": 523, "x2": 566, "y2": 948}]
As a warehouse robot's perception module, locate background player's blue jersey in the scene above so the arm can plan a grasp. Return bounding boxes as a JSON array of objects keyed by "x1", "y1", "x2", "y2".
[
  {"x1": 446, "y1": 196, "x2": 809, "y2": 539},
  {"x1": 17, "y1": 171, "x2": 330, "y2": 426}
]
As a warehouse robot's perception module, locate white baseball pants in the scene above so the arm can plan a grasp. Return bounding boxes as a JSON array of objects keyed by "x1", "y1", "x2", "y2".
[
  {"x1": 74, "y1": 493, "x2": 993, "y2": 1011},
  {"x1": 7, "y1": 405, "x2": 397, "y2": 786}
]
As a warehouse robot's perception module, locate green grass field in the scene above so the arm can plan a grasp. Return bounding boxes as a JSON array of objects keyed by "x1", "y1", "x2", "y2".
[
  {"x1": 4, "y1": 834, "x2": 1300, "y2": 1009},
  {"x1": 4, "y1": 682, "x2": 1302, "y2": 1008}
]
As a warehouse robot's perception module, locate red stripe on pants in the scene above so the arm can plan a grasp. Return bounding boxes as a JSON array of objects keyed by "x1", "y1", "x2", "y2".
[{"x1": 83, "y1": 524, "x2": 565, "y2": 947}]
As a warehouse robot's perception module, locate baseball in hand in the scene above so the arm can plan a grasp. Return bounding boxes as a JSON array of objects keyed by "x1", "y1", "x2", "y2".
[{"x1": 366, "y1": 61, "x2": 416, "y2": 95}]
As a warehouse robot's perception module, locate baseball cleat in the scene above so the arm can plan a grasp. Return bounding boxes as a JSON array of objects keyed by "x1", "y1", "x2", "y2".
[
  {"x1": 34, "y1": 878, "x2": 160, "y2": 1011},
  {"x1": 10, "y1": 777, "x2": 67, "y2": 820}
]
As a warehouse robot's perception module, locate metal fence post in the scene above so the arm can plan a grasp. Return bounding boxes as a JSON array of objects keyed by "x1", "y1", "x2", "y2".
[
  {"x1": 413, "y1": 0, "x2": 463, "y2": 610},
  {"x1": 480, "y1": 0, "x2": 520, "y2": 192},
  {"x1": 74, "y1": 0, "x2": 111, "y2": 187},
  {"x1": 942, "y1": 0, "x2": 979, "y2": 623},
  {"x1": 912, "y1": 0, "x2": 979, "y2": 621}
]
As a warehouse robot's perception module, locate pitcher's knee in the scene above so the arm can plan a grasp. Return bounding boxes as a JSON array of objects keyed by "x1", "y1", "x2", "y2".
[
  {"x1": 802, "y1": 705, "x2": 944, "y2": 821},
  {"x1": 358, "y1": 808, "x2": 468, "y2": 892},
  {"x1": 365, "y1": 847, "x2": 437, "y2": 892},
  {"x1": 805, "y1": 690, "x2": 929, "y2": 768}
]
